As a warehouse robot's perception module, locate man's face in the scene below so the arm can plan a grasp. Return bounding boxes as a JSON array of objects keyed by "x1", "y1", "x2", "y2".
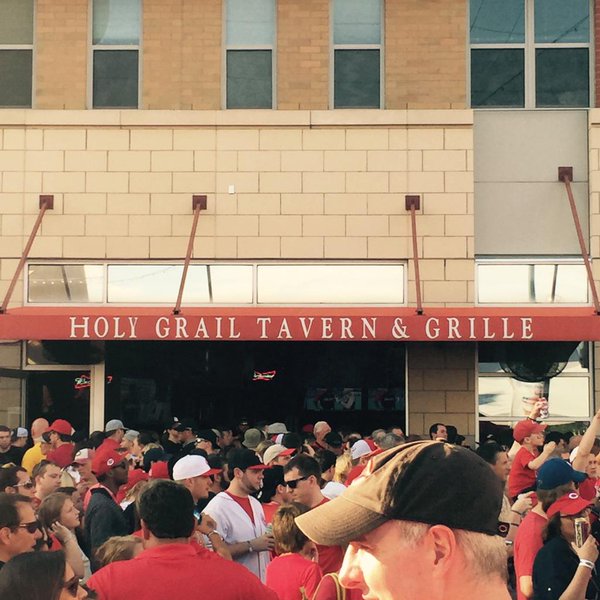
[
  {"x1": 168, "y1": 428, "x2": 182, "y2": 443},
  {"x1": 120, "y1": 438, "x2": 134, "y2": 452},
  {"x1": 284, "y1": 467, "x2": 313, "y2": 505},
  {"x1": 492, "y1": 451, "x2": 510, "y2": 483},
  {"x1": 339, "y1": 520, "x2": 430, "y2": 600},
  {"x1": 49, "y1": 431, "x2": 61, "y2": 447},
  {"x1": 14, "y1": 471, "x2": 35, "y2": 499},
  {"x1": 434, "y1": 426, "x2": 447, "y2": 441},
  {"x1": 3, "y1": 503, "x2": 42, "y2": 558},
  {"x1": 37, "y1": 465, "x2": 61, "y2": 497},
  {"x1": 180, "y1": 429, "x2": 196, "y2": 444},
  {"x1": 0, "y1": 431, "x2": 11, "y2": 451},
  {"x1": 196, "y1": 439, "x2": 215, "y2": 455},
  {"x1": 587, "y1": 455, "x2": 598, "y2": 478},
  {"x1": 221, "y1": 430, "x2": 233, "y2": 447},
  {"x1": 189, "y1": 475, "x2": 211, "y2": 501},
  {"x1": 528, "y1": 431, "x2": 545, "y2": 446},
  {"x1": 273, "y1": 453, "x2": 292, "y2": 467},
  {"x1": 391, "y1": 428, "x2": 404, "y2": 438},
  {"x1": 12, "y1": 438, "x2": 26, "y2": 448},
  {"x1": 241, "y1": 468, "x2": 264, "y2": 494}
]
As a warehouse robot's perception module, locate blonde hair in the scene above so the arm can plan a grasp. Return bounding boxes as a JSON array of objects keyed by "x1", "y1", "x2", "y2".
[
  {"x1": 255, "y1": 440, "x2": 274, "y2": 459},
  {"x1": 272, "y1": 502, "x2": 310, "y2": 554},
  {"x1": 95, "y1": 535, "x2": 143, "y2": 568},
  {"x1": 333, "y1": 452, "x2": 352, "y2": 484}
]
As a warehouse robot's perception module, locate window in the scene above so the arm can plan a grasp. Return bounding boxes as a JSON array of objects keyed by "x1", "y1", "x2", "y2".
[
  {"x1": 225, "y1": 0, "x2": 275, "y2": 109},
  {"x1": 92, "y1": 0, "x2": 140, "y2": 108},
  {"x1": 0, "y1": 0, "x2": 33, "y2": 107},
  {"x1": 470, "y1": 0, "x2": 590, "y2": 108},
  {"x1": 332, "y1": 0, "x2": 382, "y2": 108}
]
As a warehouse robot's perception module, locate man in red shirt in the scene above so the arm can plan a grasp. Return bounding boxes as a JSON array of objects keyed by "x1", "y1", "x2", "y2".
[
  {"x1": 284, "y1": 454, "x2": 344, "y2": 574},
  {"x1": 97, "y1": 419, "x2": 127, "y2": 453},
  {"x1": 572, "y1": 409, "x2": 600, "y2": 500},
  {"x1": 87, "y1": 480, "x2": 277, "y2": 600},
  {"x1": 45, "y1": 419, "x2": 75, "y2": 468},
  {"x1": 508, "y1": 418, "x2": 555, "y2": 500}
]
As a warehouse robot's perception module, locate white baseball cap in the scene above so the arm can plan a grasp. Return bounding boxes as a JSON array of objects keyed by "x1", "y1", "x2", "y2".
[
  {"x1": 172, "y1": 455, "x2": 221, "y2": 481},
  {"x1": 263, "y1": 444, "x2": 295, "y2": 466},
  {"x1": 351, "y1": 439, "x2": 372, "y2": 460}
]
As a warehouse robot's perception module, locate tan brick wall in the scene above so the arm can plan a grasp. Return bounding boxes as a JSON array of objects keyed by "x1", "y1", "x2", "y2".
[
  {"x1": 277, "y1": 0, "x2": 329, "y2": 110},
  {"x1": 143, "y1": 0, "x2": 222, "y2": 109},
  {"x1": 385, "y1": 0, "x2": 467, "y2": 109},
  {"x1": 407, "y1": 342, "x2": 476, "y2": 437},
  {"x1": 35, "y1": 0, "x2": 88, "y2": 109},
  {"x1": 0, "y1": 342, "x2": 23, "y2": 427}
]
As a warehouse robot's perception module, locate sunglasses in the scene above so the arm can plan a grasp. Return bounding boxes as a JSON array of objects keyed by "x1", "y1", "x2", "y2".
[
  {"x1": 16, "y1": 521, "x2": 40, "y2": 534},
  {"x1": 15, "y1": 481, "x2": 34, "y2": 490},
  {"x1": 63, "y1": 576, "x2": 81, "y2": 597},
  {"x1": 285, "y1": 475, "x2": 310, "y2": 489}
]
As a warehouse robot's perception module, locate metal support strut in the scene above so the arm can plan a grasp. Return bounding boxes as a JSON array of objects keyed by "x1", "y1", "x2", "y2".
[
  {"x1": 0, "y1": 195, "x2": 54, "y2": 314},
  {"x1": 173, "y1": 195, "x2": 207, "y2": 315},
  {"x1": 405, "y1": 195, "x2": 423, "y2": 315},
  {"x1": 558, "y1": 167, "x2": 600, "y2": 315}
]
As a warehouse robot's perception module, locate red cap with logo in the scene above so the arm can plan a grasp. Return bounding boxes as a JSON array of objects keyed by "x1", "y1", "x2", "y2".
[
  {"x1": 513, "y1": 419, "x2": 547, "y2": 443},
  {"x1": 547, "y1": 492, "x2": 592, "y2": 518},
  {"x1": 47, "y1": 419, "x2": 73, "y2": 436},
  {"x1": 92, "y1": 449, "x2": 125, "y2": 477}
]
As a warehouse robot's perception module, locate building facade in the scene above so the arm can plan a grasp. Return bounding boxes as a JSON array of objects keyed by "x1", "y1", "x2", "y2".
[{"x1": 0, "y1": 0, "x2": 598, "y2": 442}]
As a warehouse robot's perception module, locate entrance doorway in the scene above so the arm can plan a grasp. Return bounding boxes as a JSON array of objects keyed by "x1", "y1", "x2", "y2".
[{"x1": 104, "y1": 341, "x2": 406, "y2": 434}]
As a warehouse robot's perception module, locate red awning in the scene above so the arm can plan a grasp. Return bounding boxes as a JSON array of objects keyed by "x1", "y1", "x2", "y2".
[{"x1": 0, "y1": 306, "x2": 597, "y2": 342}]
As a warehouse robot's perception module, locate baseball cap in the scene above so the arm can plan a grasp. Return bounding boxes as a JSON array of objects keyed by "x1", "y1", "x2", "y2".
[
  {"x1": 166, "y1": 418, "x2": 185, "y2": 432},
  {"x1": 513, "y1": 419, "x2": 547, "y2": 443},
  {"x1": 263, "y1": 444, "x2": 295, "y2": 465},
  {"x1": 196, "y1": 429, "x2": 219, "y2": 449},
  {"x1": 266, "y1": 422, "x2": 288, "y2": 435},
  {"x1": 48, "y1": 419, "x2": 73, "y2": 436},
  {"x1": 105, "y1": 419, "x2": 127, "y2": 433},
  {"x1": 74, "y1": 448, "x2": 95, "y2": 464},
  {"x1": 536, "y1": 458, "x2": 587, "y2": 490},
  {"x1": 324, "y1": 432, "x2": 343, "y2": 448},
  {"x1": 351, "y1": 439, "x2": 372, "y2": 460},
  {"x1": 173, "y1": 455, "x2": 221, "y2": 481},
  {"x1": 123, "y1": 429, "x2": 140, "y2": 443},
  {"x1": 14, "y1": 427, "x2": 28, "y2": 439},
  {"x1": 282, "y1": 432, "x2": 303, "y2": 450},
  {"x1": 242, "y1": 428, "x2": 263, "y2": 450},
  {"x1": 295, "y1": 441, "x2": 504, "y2": 547},
  {"x1": 228, "y1": 448, "x2": 269, "y2": 472},
  {"x1": 92, "y1": 449, "x2": 126, "y2": 477},
  {"x1": 547, "y1": 491, "x2": 592, "y2": 518},
  {"x1": 179, "y1": 418, "x2": 198, "y2": 433},
  {"x1": 149, "y1": 461, "x2": 170, "y2": 480}
]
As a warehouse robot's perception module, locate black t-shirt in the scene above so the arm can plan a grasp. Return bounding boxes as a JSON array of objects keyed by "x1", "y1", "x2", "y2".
[
  {"x1": 0, "y1": 446, "x2": 25, "y2": 466},
  {"x1": 533, "y1": 536, "x2": 600, "y2": 600}
]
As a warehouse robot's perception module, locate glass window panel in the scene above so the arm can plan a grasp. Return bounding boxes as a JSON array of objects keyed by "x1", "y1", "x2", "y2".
[
  {"x1": 469, "y1": 0, "x2": 524, "y2": 44},
  {"x1": 93, "y1": 0, "x2": 140, "y2": 45},
  {"x1": 0, "y1": 50, "x2": 32, "y2": 107},
  {"x1": 333, "y1": 0, "x2": 381, "y2": 45},
  {"x1": 535, "y1": 48, "x2": 589, "y2": 108},
  {"x1": 477, "y1": 264, "x2": 531, "y2": 303},
  {"x1": 226, "y1": 0, "x2": 275, "y2": 45},
  {"x1": 226, "y1": 50, "x2": 272, "y2": 109},
  {"x1": 28, "y1": 265, "x2": 105, "y2": 303},
  {"x1": 208, "y1": 266, "x2": 253, "y2": 303},
  {"x1": 257, "y1": 265, "x2": 404, "y2": 304},
  {"x1": 93, "y1": 50, "x2": 139, "y2": 108},
  {"x1": 471, "y1": 49, "x2": 524, "y2": 107},
  {"x1": 0, "y1": 0, "x2": 33, "y2": 44},
  {"x1": 534, "y1": 0, "x2": 589, "y2": 43},
  {"x1": 479, "y1": 376, "x2": 589, "y2": 419},
  {"x1": 334, "y1": 49, "x2": 380, "y2": 108}
]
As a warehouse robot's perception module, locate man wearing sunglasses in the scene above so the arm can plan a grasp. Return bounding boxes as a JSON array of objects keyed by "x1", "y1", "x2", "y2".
[
  {"x1": 0, "y1": 492, "x2": 42, "y2": 569},
  {"x1": 0, "y1": 465, "x2": 35, "y2": 499}
]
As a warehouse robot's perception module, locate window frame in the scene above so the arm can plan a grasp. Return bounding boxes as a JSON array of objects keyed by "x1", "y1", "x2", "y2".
[
  {"x1": 330, "y1": 0, "x2": 384, "y2": 109},
  {"x1": 0, "y1": 0, "x2": 35, "y2": 108},
  {"x1": 222, "y1": 0, "x2": 277, "y2": 110},
  {"x1": 88, "y1": 0, "x2": 143, "y2": 110},
  {"x1": 468, "y1": 0, "x2": 594, "y2": 109}
]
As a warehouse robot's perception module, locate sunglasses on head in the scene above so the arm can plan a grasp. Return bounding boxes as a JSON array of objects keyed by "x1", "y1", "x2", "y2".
[
  {"x1": 16, "y1": 520, "x2": 40, "y2": 534},
  {"x1": 63, "y1": 576, "x2": 80, "y2": 597},
  {"x1": 285, "y1": 475, "x2": 310, "y2": 489}
]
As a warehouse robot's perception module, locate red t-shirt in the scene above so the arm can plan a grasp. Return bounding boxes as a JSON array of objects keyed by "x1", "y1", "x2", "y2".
[
  {"x1": 508, "y1": 446, "x2": 538, "y2": 499},
  {"x1": 578, "y1": 477, "x2": 599, "y2": 501},
  {"x1": 47, "y1": 443, "x2": 74, "y2": 468},
  {"x1": 87, "y1": 543, "x2": 277, "y2": 600},
  {"x1": 313, "y1": 498, "x2": 344, "y2": 575},
  {"x1": 262, "y1": 502, "x2": 279, "y2": 525},
  {"x1": 514, "y1": 511, "x2": 547, "y2": 600},
  {"x1": 266, "y1": 553, "x2": 323, "y2": 600},
  {"x1": 226, "y1": 492, "x2": 255, "y2": 525}
]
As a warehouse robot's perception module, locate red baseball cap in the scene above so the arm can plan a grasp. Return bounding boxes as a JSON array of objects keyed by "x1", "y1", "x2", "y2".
[
  {"x1": 547, "y1": 492, "x2": 592, "y2": 518},
  {"x1": 47, "y1": 419, "x2": 73, "y2": 436},
  {"x1": 513, "y1": 419, "x2": 547, "y2": 443},
  {"x1": 92, "y1": 449, "x2": 126, "y2": 477}
]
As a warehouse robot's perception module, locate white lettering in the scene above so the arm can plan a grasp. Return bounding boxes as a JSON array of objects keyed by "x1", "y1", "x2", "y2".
[
  {"x1": 501, "y1": 317, "x2": 515, "y2": 340},
  {"x1": 194, "y1": 318, "x2": 209, "y2": 339},
  {"x1": 299, "y1": 317, "x2": 314, "y2": 338},
  {"x1": 70, "y1": 317, "x2": 90, "y2": 339},
  {"x1": 522, "y1": 317, "x2": 533, "y2": 340},
  {"x1": 391, "y1": 318, "x2": 409, "y2": 339},
  {"x1": 155, "y1": 317, "x2": 170, "y2": 339},
  {"x1": 340, "y1": 318, "x2": 354, "y2": 339},
  {"x1": 113, "y1": 317, "x2": 125, "y2": 339},
  {"x1": 361, "y1": 317, "x2": 377, "y2": 339},
  {"x1": 215, "y1": 317, "x2": 223, "y2": 339},
  {"x1": 447, "y1": 317, "x2": 461, "y2": 339},
  {"x1": 257, "y1": 317, "x2": 271, "y2": 339},
  {"x1": 468, "y1": 317, "x2": 476, "y2": 340},
  {"x1": 175, "y1": 317, "x2": 189, "y2": 339},
  {"x1": 321, "y1": 317, "x2": 333, "y2": 339},
  {"x1": 128, "y1": 317, "x2": 138, "y2": 339},
  {"x1": 277, "y1": 318, "x2": 292, "y2": 339},
  {"x1": 229, "y1": 317, "x2": 240, "y2": 339},
  {"x1": 93, "y1": 317, "x2": 110, "y2": 339},
  {"x1": 425, "y1": 317, "x2": 440, "y2": 339},
  {"x1": 483, "y1": 317, "x2": 496, "y2": 339}
]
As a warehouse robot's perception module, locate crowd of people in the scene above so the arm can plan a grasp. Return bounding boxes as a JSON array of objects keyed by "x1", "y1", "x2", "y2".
[{"x1": 0, "y1": 405, "x2": 598, "y2": 599}]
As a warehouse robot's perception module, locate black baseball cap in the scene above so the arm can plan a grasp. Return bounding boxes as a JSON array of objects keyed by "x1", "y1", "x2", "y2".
[
  {"x1": 166, "y1": 419, "x2": 185, "y2": 432},
  {"x1": 324, "y1": 431, "x2": 343, "y2": 448},
  {"x1": 296, "y1": 441, "x2": 505, "y2": 547},
  {"x1": 228, "y1": 448, "x2": 268, "y2": 472},
  {"x1": 282, "y1": 432, "x2": 302, "y2": 450},
  {"x1": 196, "y1": 429, "x2": 219, "y2": 449},
  {"x1": 179, "y1": 418, "x2": 198, "y2": 433}
]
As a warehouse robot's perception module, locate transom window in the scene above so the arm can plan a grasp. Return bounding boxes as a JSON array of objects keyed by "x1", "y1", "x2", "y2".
[
  {"x1": 470, "y1": 0, "x2": 591, "y2": 108},
  {"x1": 332, "y1": 0, "x2": 382, "y2": 108}
]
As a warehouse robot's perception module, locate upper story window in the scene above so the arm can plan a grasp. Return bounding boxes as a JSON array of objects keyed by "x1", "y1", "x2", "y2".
[
  {"x1": 225, "y1": 0, "x2": 275, "y2": 109},
  {"x1": 0, "y1": 0, "x2": 34, "y2": 107},
  {"x1": 92, "y1": 0, "x2": 140, "y2": 108},
  {"x1": 470, "y1": 0, "x2": 591, "y2": 108},
  {"x1": 333, "y1": 0, "x2": 382, "y2": 108}
]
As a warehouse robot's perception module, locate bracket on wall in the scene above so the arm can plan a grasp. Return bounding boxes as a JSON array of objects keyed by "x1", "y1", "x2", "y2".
[
  {"x1": 173, "y1": 195, "x2": 208, "y2": 315},
  {"x1": 0, "y1": 195, "x2": 54, "y2": 314},
  {"x1": 405, "y1": 194, "x2": 423, "y2": 315}
]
